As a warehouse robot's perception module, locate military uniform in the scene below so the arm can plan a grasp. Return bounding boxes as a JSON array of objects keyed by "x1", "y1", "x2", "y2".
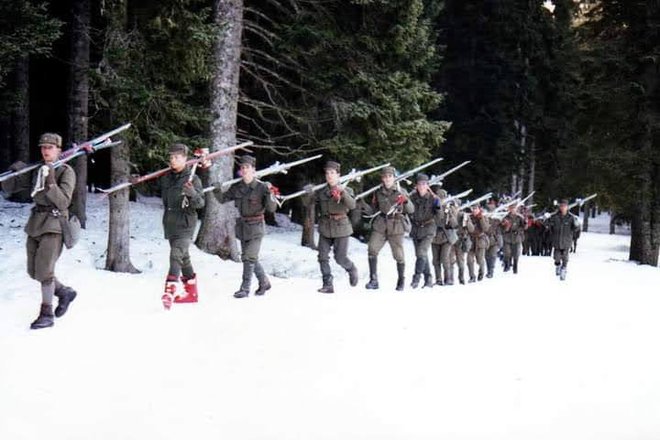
[
  {"x1": 365, "y1": 167, "x2": 413, "y2": 291},
  {"x1": 450, "y1": 209, "x2": 474, "y2": 285},
  {"x1": 5, "y1": 133, "x2": 79, "y2": 329},
  {"x1": 408, "y1": 182, "x2": 437, "y2": 289},
  {"x1": 485, "y1": 202, "x2": 503, "y2": 278},
  {"x1": 501, "y1": 211, "x2": 526, "y2": 273},
  {"x1": 213, "y1": 155, "x2": 277, "y2": 297},
  {"x1": 467, "y1": 209, "x2": 490, "y2": 282},
  {"x1": 431, "y1": 190, "x2": 459, "y2": 286},
  {"x1": 310, "y1": 161, "x2": 358, "y2": 293},
  {"x1": 547, "y1": 206, "x2": 580, "y2": 279}
]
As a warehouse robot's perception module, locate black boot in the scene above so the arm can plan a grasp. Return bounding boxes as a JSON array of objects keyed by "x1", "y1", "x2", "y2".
[
  {"x1": 486, "y1": 257, "x2": 495, "y2": 278},
  {"x1": 234, "y1": 262, "x2": 254, "y2": 298},
  {"x1": 348, "y1": 265, "x2": 359, "y2": 287},
  {"x1": 458, "y1": 268, "x2": 465, "y2": 285},
  {"x1": 54, "y1": 286, "x2": 77, "y2": 318},
  {"x1": 433, "y1": 262, "x2": 443, "y2": 286},
  {"x1": 365, "y1": 257, "x2": 379, "y2": 290},
  {"x1": 512, "y1": 260, "x2": 518, "y2": 274},
  {"x1": 423, "y1": 273, "x2": 434, "y2": 288},
  {"x1": 318, "y1": 276, "x2": 334, "y2": 294},
  {"x1": 254, "y1": 262, "x2": 271, "y2": 296},
  {"x1": 395, "y1": 263, "x2": 405, "y2": 291},
  {"x1": 30, "y1": 304, "x2": 54, "y2": 330},
  {"x1": 411, "y1": 258, "x2": 424, "y2": 288},
  {"x1": 555, "y1": 264, "x2": 561, "y2": 276},
  {"x1": 477, "y1": 269, "x2": 484, "y2": 281},
  {"x1": 410, "y1": 274, "x2": 421, "y2": 288}
]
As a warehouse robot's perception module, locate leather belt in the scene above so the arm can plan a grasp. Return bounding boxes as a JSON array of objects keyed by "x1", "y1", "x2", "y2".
[
  {"x1": 326, "y1": 213, "x2": 347, "y2": 220},
  {"x1": 242, "y1": 214, "x2": 265, "y2": 222}
]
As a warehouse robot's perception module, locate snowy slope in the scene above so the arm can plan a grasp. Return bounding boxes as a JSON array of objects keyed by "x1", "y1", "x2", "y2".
[{"x1": 1, "y1": 194, "x2": 659, "y2": 440}]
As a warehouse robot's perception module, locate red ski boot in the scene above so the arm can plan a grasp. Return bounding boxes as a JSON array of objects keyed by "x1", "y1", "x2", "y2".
[
  {"x1": 162, "y1": 275, "x2": 179, "y2": 310},
  {"x1": 175, "y1": 274, "x2": 199, "y2": 303}
]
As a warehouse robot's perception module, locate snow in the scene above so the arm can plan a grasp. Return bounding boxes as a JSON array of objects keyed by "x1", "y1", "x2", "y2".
[{"x1": 1, "y1": 194, "x2": 659, "y2": 440}]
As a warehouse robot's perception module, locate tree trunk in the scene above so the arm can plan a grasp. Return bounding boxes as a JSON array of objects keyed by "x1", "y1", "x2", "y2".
[
  {"x1": 195, "y1": 0, "x2": 244, "y2": 260},
  {"x1": 0, "y1": 111, "x2": 10, "y2": 172},
  {"x1": 609, "y1": 210, "x2": 616, "y2": 235},
  {"x1": 527, "y1": 140, "x2": 535, "y2": 205},
  {"x1": 301, "y1": 199, "x2": 316, "y2": 249},
  {"x1": 582, "y1": 204, "x2": 589, "y2": 232},
  {"x1": 68, "y1": 0, "x2": 91, "y2": 228},
  {"x1": 628, "y1": 137, "x2": 659, "y2": 266},
  {"x1": 12, "y1": 56, "x2": 29, "y2": 164},
  {"x1": 105, "y1": 139, "x2": 139, "y2": 273}
]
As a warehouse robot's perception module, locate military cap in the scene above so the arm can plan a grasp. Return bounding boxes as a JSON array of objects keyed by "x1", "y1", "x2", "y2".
[
  {"x1": 238, "y1": 155, "x2": 256, "y2": 167},
  {"x1": 487, "y1": 197, "x2": 498, "y2": 205},
  {"x1": 168, "y1": 143, "x2": 189, "y2": 156},
  {"x1": 38, "y1": 133, "x2": 62, "y2": 148},
  {"x1": 559, "y1": 198, "x2": 569, "y2": 205},
  {"x1": 324, "y1": 161, "x2": 341, "y2": 172},
  {"x1": 415, "y1": 173, "x2": 429, "y2": 183},
  {"x1": 435, "y1": 188, "x2": 448, "y2": 199},
  {"x1": 381, "y1": 166, "x2": 396, "y2": 176}
]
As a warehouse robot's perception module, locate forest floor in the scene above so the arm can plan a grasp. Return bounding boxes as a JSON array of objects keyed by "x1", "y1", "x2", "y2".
[{"x1": 0, "y1": 194, "x2": 658, "y2": 440}]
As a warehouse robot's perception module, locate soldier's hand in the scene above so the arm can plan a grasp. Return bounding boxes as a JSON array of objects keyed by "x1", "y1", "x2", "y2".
[
  {"x1": 303, "y1": 184, "x2": 315, "y2": 194},
  {"x1": 129, "y1": 174, "x2": 140, "y2": 185},
  {"x1": 543, "y1": 212, "x2": 551, "y2": 220},
  {"x1": 462, "y1": 215, "x2": 469, "y2": 227},
  {"x1": 330, "y1": 187, "x2": 342, "y2": 201},
  {"x1": 182, "y1": 181, "x2": 196, "y2": 196},
  {"x1": 45, "y1": 164, "x2": 56, "y2": 187},
  {"x1": 266, "y1": 182, "x2": 280, "y2": 197},
  {"x1": 396, "y1": 194, "x2": 407, "y2": 206}
]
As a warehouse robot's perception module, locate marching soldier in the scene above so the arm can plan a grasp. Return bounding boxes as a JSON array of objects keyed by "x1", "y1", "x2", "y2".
[
  {"x1": 450, "y1": 200, "x2": 474, "y2": 285},
  {"x1": 1, "y1": 133, "x2": 78, "y2": 329},
  {"x1": 501, "y1": 203, "x2": 527, "y2": 274},
  {"x1": 364, "y1": 166, "x2": 414, "y2": 291},
  {"x1": 407, "y1": 174, "x2": 438, "y2": 289},
  {"x1": 546, "y1": 199, "x2": 580, "y2": 280},
  {"x1": 306, "y1": 161, "x2": 359, "y2": 293},
  {"x1": 212, "y1": 155, "x2": 278, "y2": 298},
  {"x1": 158, "y1": 143, "x2": 206, "y2": 309},
  {"x1": 430, "y1": 187, "x2": 459, "y2": 286},
  {"x1": 484, "y1": 198, "x2": 502, "y2": 278},
  {"x1": 467, "y1": 204, "x2": 490, "y2": 283}
]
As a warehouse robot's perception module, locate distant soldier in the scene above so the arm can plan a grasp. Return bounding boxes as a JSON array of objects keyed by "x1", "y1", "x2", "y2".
[
  {"x1": 430, "y1": 187, "x2": 459, "y2": 286},
  {"x1": 364, "y1": 166, "x2": 414, "y2": 291},
  {"x1": 450, "y1": 201, "x2": 474, "y2": 285},
  {"x1": 212, "y1": 155, "x2": 278, "y2": 298},
  {"x1": 484, "y1": 197, "x2": 502, "y2": 278},
  {"x1": 407, "y1": 174, "x2": 438, "y2": 289},
  {"x1": 1, "y1": 133, "x2": 78, "y2": 329},
  {"x1": 158, "y1": 143, "x2": 206, "y2": 309},
  {"x1": 467, "y1": 204, "x2": 490, "y2": 282},
  {"x1": 307, "y1": 161, "x2": 359, "y2": 293},
  {"x1": 501, "y1": 204, "x2": 527, "y2": 273},
  {"x1": 546, "y1": 199, "x2": 580, "y2": 280}
]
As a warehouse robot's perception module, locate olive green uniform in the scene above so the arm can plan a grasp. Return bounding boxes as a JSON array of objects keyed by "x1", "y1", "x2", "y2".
[
  {"x1": 214, "y1": 179, "x2": 277, "y2": 291},
  {"x1": 408, "y1": 190, "x2": 436, "y2": 285},
  {"x1": 312, "y1": 184, "x2": 358, "y2": 289},
  {"x1": 484, "y1": 211, "x2": 502, "y2": 278},
  {"x1": 450, "y1": 211, "x2": 474, "y2": 284},
  {"x1": 547, "y1": 212, "x2": 580, "y2": 271},
  {"x1": 367, "y1": 186, "x2": 413, "y2": 263},
  {"x1": 431, "y1": 204, "x2": 459, "y2": 285},
  {"x1": 501, "y1": 212, "x2": 526, "y2": 272},
  {"x1": 160, "y1": 168, "x2": 205, "y2": 277},
  {"x1": 467, "y1": 213, "x2": 490, "y2": 281}
]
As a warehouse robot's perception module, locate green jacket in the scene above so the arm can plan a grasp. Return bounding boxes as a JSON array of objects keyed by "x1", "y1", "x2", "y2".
[
  {"x1": 214, "y1": 179, "x2": 276, "y2": 241},
  {"x1": 433, "y1": 204, "x2": 459, "y2": 245},
  {"x1": 469, "y1": 213, "x2": 490, "y2": 249},
  {"x1": 24, "y1": 164, "x2": 76, "y2": 238},
  {"x1": 367, "y1": 185, "x2": 414, "y2": 236},
  {"x1": 160, "y1": 169, "x2": 205, "y2": 240},
  {"x1": 501, "y1": 212, "x2": 526, "y2": 244},
  {"x1": 314, "y1": 184, "x2": 356, "y2": 238},
  {"x1": 547, "y1": 212, "x2": 579, "y2": 250},
  {"x1": 409, "y1": 191, "x2": 436, "y2": 239}
]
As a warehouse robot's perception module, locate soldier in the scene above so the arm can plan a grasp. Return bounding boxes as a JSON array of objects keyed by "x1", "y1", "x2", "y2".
[
  {"x1": 1, "y1": 133, "x2": 78, "y2": 329},
  {"x1": 484, "y1": 198, "x2": 502, "y2": 278},
  {"x1": 158, "y1": 143, "x2": 206, "y2": 309},
  {"x1": 449, "y1": 200, "x2": 474, "y2": 285},
  {"x1": 407, "y1": 174, "x2": 438, "y2": 289},
  {"x1": 430, "y1": 187, "x2": 459, "y2": 286},
  {"x1": 501, "y1": 203, "x2": 527, "y2": 273},
  {"x1": 467, "y1": 204, "x2": 490, "y2": 283},
  {"x1": 212, "y1": 155, "x2": 278, "y2": 298},
  {"x1": 307, "y1": 161, "x2": 359, "y2": 293},
  {"x1": 546, "y1": 199, "x2": 580, "y2": 280},
  {"x1": 364, "y1": 166, "x2": 414, "y2": 291}
]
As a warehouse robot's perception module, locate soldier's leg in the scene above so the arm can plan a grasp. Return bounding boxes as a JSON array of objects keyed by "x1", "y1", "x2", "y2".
[
  {"x1": 553, "y1": 248, "x2": 562, "y2": 275},
  {"x1": 168, "y1": 238, "x2": 184, "y2": 277},
  {"x1": 317, "y1": 235, "x2": 333, "y2": 286},
  {"x1": 486, "y1": 245, "x2": 496, "y2": 277},
  {"x1": 366, "y1": 232, "x2": 387, "y2": 288},
  {"x1": 467, "y1": 248, "x2": 476, "y2": 281},
  {"x1": 416, "y1": 237, "x2": 433, "y2": 288},
  {"x1": 503, "y1": 243, "x2": 512, "y2": 271},
  {"x1": 512, "y1": 242, "x2": 521, "y2": 274},
  {"x1": 334, "y1": 236, "x2": 358, "y2": 286},
  {"x1": 441, "y1": 243, "x2": 452, "y2": 285},
  {"x1": 235, "y1": 238, "x2": 260, "y2": 297},
  {"x1": 26, "y1": 236, "x2": 38, "y2": 280},
  {"x1": 476, "y1": 246, "x2": 486, "y2": 280},
  {"x1": 431, "y1": 243, "x2": 442, "y2": 284},
  {"x1": 456, "y1": 248, "x2": 466, "y2": 284},
  {"x1": 389, "y1": 234, "x2": 406, "y2": 290},
  {"x1": 30, "y1": 234, "x2": 63, "y2": 329}
]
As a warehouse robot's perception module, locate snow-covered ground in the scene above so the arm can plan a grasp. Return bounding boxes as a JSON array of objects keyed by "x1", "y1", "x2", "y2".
[{"x1": 0, "y1": 194, "x2": 659, "y2": 440}]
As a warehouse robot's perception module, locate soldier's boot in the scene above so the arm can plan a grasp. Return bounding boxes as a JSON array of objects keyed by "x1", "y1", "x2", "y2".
[
  {"x1": 254, "y1": 263, "x2": 271, "y2": 296},
  {"x1": 395, "y1": 263, "x2": 405, "y2": 291},
  {"x1": 559, "y1": 266, "x2": 567, "y2": 281},
  {"x1": 486, "y1": 256, "x2": 495, "y2": 278},
  {"x1": 458, "y1": 268, "x2": 465, "y2": 285},
  {"x1": 54, "y1": 285, "x2": 77, "y2": 318},
  {"x1": 423, "y1": 273, "x2": 434, "y2": 288},
  {"x1": 234, "y1": 262, "x2": 255, "y2": 298},
  {"x1": 444, "y1": 268, "x2": 454, "y2": 286},
  {"x1": 433, "y1": 261, "x2": 443, "y2": 286},
  {"x1": 512, "y1": 259, "x2": 518, "y2": 274},
  {"x1": 503, "y1": 258, "x2": 511, "y2": 272},
  {"x1": 477, "y1": 269, "x2": 484, "y2": 281},
  {"x1": 175, "y1": 274, "x2": 199, "y2": 303},
  {"x1": 365, "y1": 256, "x2": 379, "y2": 290},
  {"x1": 555, "y1": 264, "x2": 561, "y2": 276},
  {"x1": 318, "y1": 275, "x2": 334, "y2": 294},
  {"x1": 347, "y1": 264, "x2": 359, "y2": 287},
  {"x1": 162, "y1": 275, "x2": 179, "y2": 310},
  {"x1": 30, "y1": 303, "x2": 54, "y2": 330},
  {"x1": 411, "y1": 258, "x2": 424, "y2": 288}
]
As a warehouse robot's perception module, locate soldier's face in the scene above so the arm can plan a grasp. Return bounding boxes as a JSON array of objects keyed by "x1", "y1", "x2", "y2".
[
  {"x1": 381, "y1": 173, "x2": 394, "y2": 188},
  {"x1": 487, "y1": 202, "x2": 496, "y2": 211},
  {"x1": 560, "y1": 204, "x2": 568, "y2": 215},
  {"x1": 240, "y1": 164, "x2": 255, "y2": 182},
  {"x1": 325, "y1": 169, "x2": 339, "y2": 186},
  {"x1": 40, "y1": 144, "x2": 60, "y2": 163},
  {"x1": 416, "y1": 182, "x2": 429, "y2": 196},
  {"x1": 169, "y1": 153, "x2": 187, "y2": 172}
]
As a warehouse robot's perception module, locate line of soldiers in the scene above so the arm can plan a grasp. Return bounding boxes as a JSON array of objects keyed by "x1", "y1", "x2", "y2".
[{"x1": 2, "y1": 136, "x2": 582, "y2": 328}]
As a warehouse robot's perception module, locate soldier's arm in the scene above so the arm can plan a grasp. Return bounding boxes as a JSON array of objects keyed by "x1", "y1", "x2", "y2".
[
  {"x1": 212, "y1": 182, "x2": 234, "y2": 204},
  {"x1": 480, "y1": 216, "x2": 490, "y2": 233},
  {"x1": 263, "y1": 184, "x2": 277, "y2": 214},
  {"x1": 466, "y1": 215, "x2": 476, "y2": 233},
  {"x1": 45, "y1": 166, "x2": 75, "y2": 211},
  {"x1": 342, "y1": 187, "x2": 356, "y2": 210},
  {"x1": 189, "y1": 175, "x2": 205, "y2": 209},
  {"x1": 403, "y1": 193, "x2": 414, "y2": 214}
]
